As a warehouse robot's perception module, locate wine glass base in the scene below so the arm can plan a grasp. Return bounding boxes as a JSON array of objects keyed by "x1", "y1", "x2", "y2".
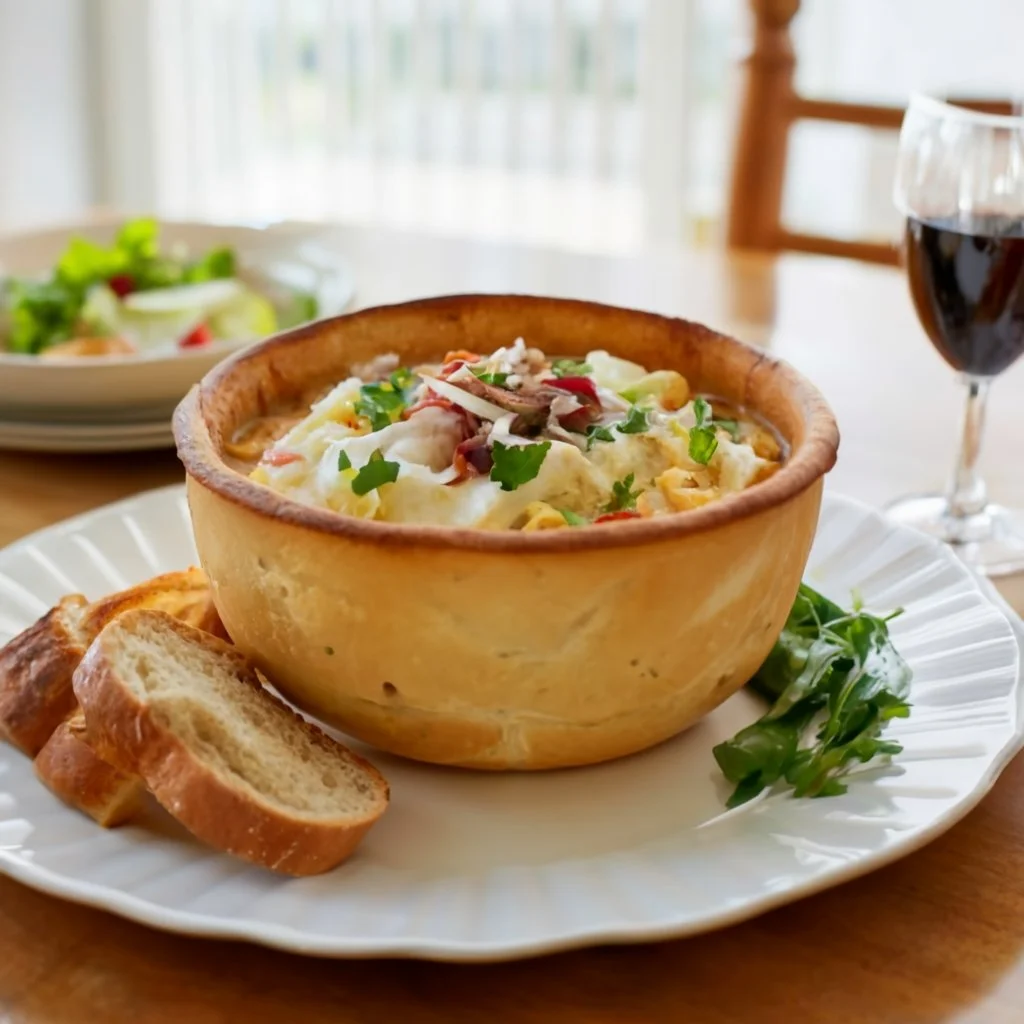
[{"x1": 885, "y1": 494, "x2": 1024, "y2": 577}]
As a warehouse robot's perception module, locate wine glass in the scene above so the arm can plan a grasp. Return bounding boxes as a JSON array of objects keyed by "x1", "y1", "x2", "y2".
[{"x1": 890, "y1": 94, "x2": 1024, "y2": 577}]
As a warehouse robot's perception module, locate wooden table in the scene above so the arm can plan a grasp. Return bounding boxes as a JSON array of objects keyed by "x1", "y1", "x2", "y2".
[{"x1": 2, "y1": 226, "x2": 1024, "y2": 1023}]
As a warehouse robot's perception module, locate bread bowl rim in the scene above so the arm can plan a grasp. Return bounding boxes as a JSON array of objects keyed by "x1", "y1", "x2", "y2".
[{"x1": 173, "y1": 293, "x2": 839, "y2": 553}]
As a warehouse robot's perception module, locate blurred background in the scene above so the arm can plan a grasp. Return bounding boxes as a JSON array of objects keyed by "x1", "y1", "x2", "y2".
[{"x1": 1, "y1": 0, "x2": 1021, "y2": 254}]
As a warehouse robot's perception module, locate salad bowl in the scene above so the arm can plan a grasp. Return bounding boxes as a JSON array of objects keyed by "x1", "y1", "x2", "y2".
[
  {"x1": 175, "y1": 295, "x2": 839, "y2": 770},
  {"x1": 0, "y1": 218, "x2": 354, "y2": 421}
]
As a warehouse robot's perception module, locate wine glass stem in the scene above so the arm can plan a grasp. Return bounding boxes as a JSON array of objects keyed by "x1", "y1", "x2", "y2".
[{"x1": 947, "y1": 374, "x2": 990, "y2": 523}]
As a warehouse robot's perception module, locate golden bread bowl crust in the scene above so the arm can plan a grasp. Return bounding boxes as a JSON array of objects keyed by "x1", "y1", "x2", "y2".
[{"x1": 174, "y1": 294, "x2": 838, "y2": 770}]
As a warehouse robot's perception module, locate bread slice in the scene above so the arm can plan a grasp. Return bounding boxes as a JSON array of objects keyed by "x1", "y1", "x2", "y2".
[
  {"x1": 81, "y1": 566, "x2": 228, "y2": 641},
  {"x1": 0, "y1": 595, "x2": 91, "y2": 756},
  {"x1": 34, "y1": 710, "x2": 143, "y2": 827},
  {"x1": 73, "y1": 609, "x2": 389, "y2": 875}
]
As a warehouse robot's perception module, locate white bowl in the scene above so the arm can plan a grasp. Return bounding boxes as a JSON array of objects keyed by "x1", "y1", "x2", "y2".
[{"x1": 0, "y1": 218, "x2": 354, "y2": 423}]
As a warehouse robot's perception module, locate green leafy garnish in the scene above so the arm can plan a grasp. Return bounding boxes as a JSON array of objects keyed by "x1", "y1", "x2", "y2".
[
  {"x1": 615, "y1": 405, "x2": 649, "y2": 435},
  {"x1": 712, "y1": 418, "x2": 741, "y2": 442},
  {"x1": 603, "y1": 473, "x2": 642, "y2": 513},
  {"x1": 356, "y1": 381, "x2": 408, "y2": 431},
  {"x1": 471, "y1": 367, "x2": 510, "y2": 387},
  {"x1": 551, "y1": 358, "x2": 593, "y2": 378},
  {"x1": 558, "y1": 508, "x2": 588, "y2": 526},
  {"x1": 584, "y1": 424, "x2": 615, "y2": 449},
  {"x1": 490, "y1": 441, "x2": 551, "y2": 491},
  {"x1": 337, "y1": 450, "x2": 352, "y2": 471},
  {"x1": 688, "y1": 397, "x2": 719, "y2": 465},
  {"x1": 5, "y1": 280, "x2": 81, "y2": 353},
  {"x1": 183, "y1": 246, "x2": 236, "y2": 283},
  {"x1": 389, "y1": 366, "x2": 417, "y2": 391},
  {"x1": 351, "y1": 449, "x2": 400, "y2": 495},
  {"x1": 713, "y1": 584, "x2": 912, "y2": 808}
]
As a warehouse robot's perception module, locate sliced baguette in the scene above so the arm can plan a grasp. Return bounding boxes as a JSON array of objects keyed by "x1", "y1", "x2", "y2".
[
  {"x1": 0, "y1": 595, "x2": 90, "y2": 756},
  {"x1": 34, "y1": 710, "x2": 143, "y2": 827},
  {"x1": 82, "y1": 566, "x2": 228, "y2": 641},
  {"x1": 73, "y1": 609, "x2": 390, "y2": 875}
]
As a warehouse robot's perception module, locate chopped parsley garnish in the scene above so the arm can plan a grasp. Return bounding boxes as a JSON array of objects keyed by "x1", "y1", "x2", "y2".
[
  {"x1": 558, "y1": 508, "x2": 588, "y2": 526},
  {"x1": 712, "y1": 417, "x2": 741, "y2": 442},
  {"x1": 356, "y1": 381, "x2": 407, "y2": 431},
  {"x1": 337, "y1": 450, "x2": 352, "y2": 471},
  {"x1": 584, "y1": 424, "x2": 615, "y2": 449},
  {"x1": 551, "y1": 358, "x2": 593, "y2": 378},
  {"x1": 490, "y1": 441, "x2": 551, "y2": 492},
  {"x1": 688, "y1": 397, "x2": 719, "y2": 465},
  {"x1": 389, "y1": 366, "x2": 417, "y2": 391},
  {"x1": 471, "y1": 367, "x2": 510, "y2": 387},
  {"x1": 351, "y1": 449, "x2": 400, "y2": 495},
  {"x1": 604, "y1": 473, "x2": 642, "y2": 513},
  {"x1": 616, "y1": 405, "x2": 649, "y2": 435}
]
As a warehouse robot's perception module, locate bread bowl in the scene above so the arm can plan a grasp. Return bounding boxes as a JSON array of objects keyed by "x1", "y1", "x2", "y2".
[{"x1": 173, "y1": 295, "x2": 839, "y2": 770}]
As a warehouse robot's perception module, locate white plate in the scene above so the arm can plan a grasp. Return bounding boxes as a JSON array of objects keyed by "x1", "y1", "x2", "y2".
[
  {"x1": 0, "y1": 487, "x2": 1020, "y2": 961},
  {"x1": 0, "y1": 418, "x2": 173, "y2": 453},
  {"x1": 0, "y1": 219, "x2": 354, "y2": 421}
]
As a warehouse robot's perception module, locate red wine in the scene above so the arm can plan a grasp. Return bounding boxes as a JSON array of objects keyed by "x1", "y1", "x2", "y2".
[{"x1": 904, "y1": 214, "x2": 1024, "y2": 376}]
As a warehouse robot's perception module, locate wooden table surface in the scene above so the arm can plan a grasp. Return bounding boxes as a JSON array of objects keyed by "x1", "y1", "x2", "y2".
[{"x1": 2, "y1": 225, "x2": 1024, "y2": 1023}]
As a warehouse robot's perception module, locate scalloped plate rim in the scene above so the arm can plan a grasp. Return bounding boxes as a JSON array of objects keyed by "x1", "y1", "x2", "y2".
[{"x1": 0, "y1": 485, "x2": 1020, "y2": 962}]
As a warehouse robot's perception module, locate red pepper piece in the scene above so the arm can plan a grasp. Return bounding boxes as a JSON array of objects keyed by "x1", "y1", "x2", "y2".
[
  {"x1": 262, "y1": 450, "x2": 305, "y2": 467},
  {"x1": 593, "y1": 510, "x2": 642, "y2": 524}
]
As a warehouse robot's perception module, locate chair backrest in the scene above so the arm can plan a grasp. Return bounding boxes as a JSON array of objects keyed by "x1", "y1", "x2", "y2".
[{"x1": 725, "y1": 0, "x2": 1015, "y2": 265}]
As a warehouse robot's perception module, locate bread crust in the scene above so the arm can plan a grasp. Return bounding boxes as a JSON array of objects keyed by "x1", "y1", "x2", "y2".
[
  {"x1": 73, "y1": 610, "x2": 389, "y2": 875},
  {"x1": 34, "y1": 711, "x2": 143, "y2": 827},
  {"x1": 174, "y1": 294, "x2": 837, "y2": 769},
  {"x1": 0, "y1": 595, "x2": 89, "y2": 756}
]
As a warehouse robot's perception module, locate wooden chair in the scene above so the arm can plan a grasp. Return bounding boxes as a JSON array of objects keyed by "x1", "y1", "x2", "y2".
[{"x1": 726, "y1": 0, "x2": 1015, "y2": 265}]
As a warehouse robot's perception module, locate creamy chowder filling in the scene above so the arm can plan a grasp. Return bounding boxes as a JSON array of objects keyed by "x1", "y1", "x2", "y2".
[{"x1": 239, "y1": 339, "x2": 783, "y2": 530}]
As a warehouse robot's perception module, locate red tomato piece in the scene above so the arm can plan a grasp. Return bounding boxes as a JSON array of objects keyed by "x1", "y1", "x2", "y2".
[
  {"x1": 107, "y1": 274, "x2": 135, "y2": 298},
  {"x1": 179, "y1": 323, "x2": 213, "y2": 349}
]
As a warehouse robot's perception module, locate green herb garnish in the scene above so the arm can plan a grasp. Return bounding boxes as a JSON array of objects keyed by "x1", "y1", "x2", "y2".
[
  {"x1": 584, "y1": 424, "x2": 615, "y2": 449},
  {"x1": 490, "y1": 441, "x2": 551, "y2": 492},
  {"x1": 616, "y1": 405, "x2": 649, "y2": 435},
  {"x1": 389, "y1": 366, "x2": 417, "y2": 391},
  {"x1": 356, "y1": 381, "x2": 407, "y2": 431},
  {"x1": 712, "y1": 418, "x2": 741, "y2": 442},
  {"x1": 604, "y1": 473, "x2": 642, "y2": 513},
  {"x1": 551, "y1": 358, "x2": 593, "y2": 378},
  {"x1": 472, "y1": 368, "x2": 510, "y2": 387},
  {"x1": 351, "y1": 449, "x2": 400, "y2": 495},
  {"x1": 558, "y1": 508, "x2": 588, "y2": 526},
  {"x1": 688, "y1": 397, "x2": 719, "y2": 465},
  {"x1": 337, "y1": 450, "x2": 352, "y2": 472},
  {"x1": 713, "y1": 584, "x2": 911, "y2": 808}
]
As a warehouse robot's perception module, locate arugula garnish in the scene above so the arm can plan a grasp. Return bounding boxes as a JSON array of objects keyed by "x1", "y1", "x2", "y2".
[
  {"x1": 351, "y1": 449, "x2": 400, "y2": 495},
  {"x1": 688, "y1": 397, "x2": 719, "y2": 465},
  {"x1": 603, "y1": 473, "x2": 642, "y2": 513},
  {"x1": 356, "y1": 381, "x2": 408, "y2": 431},
  {"x1": 616, "y1": 405, "x2": 649, "y2": 435},
  {"x1": 337, "y1": 450, "x2": 352, "y2": 471},
  {"x1": 490, "y1": 441, "x2": 551, "y2": 491},
  {"x1": 584, "y1": 424, "x2": 615, "y2": 449},
  {"x1": 713, "y1": 584, "x2": 911, "y2": 807},
  {"x1": 551, "y1": 358, "x2": 593, "y2": 378},
  {"x1": 558, "y1": 508, "x2": 588, "y2": 526}
]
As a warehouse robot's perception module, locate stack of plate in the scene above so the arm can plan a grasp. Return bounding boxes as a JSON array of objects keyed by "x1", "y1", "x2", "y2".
[{"x1": 0, "y1": 219, "x2": 354, "y2": 454}]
